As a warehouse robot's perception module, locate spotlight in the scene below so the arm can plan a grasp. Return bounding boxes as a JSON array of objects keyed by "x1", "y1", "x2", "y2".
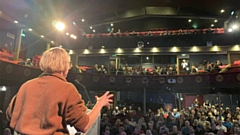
[
  {"x1": 232, "y1": 24, "x2": 238, "y2": 29},
  {"x1": 55, "y1": 21, "x2": 65, "y2": 31}
]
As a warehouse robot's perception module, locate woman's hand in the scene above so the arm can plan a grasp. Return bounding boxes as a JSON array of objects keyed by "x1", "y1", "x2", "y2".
[{"x1": 95, "y1": 91, "x2": 113, "y2": 107}]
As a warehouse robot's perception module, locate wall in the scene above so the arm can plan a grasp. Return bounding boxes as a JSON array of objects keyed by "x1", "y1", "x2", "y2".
[
  {"x1": 230, "y1": 54, "x2": 240, "y2": 64},
  {"x1": 78, "y1": 56, "x2": 110, "y2": 67}
]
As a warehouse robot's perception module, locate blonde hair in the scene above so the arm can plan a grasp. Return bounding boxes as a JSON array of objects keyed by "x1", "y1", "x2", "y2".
[{"x1": 40, "y1": 47, "x2": 71, "y2": 73}]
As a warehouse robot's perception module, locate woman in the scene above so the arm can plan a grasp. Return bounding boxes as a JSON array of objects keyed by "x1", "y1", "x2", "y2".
[{"x1": 6, "y1": 47, "x2": 113, "y2": 134}]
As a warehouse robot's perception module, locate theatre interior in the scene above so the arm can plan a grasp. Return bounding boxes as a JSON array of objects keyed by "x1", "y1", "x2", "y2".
[{"x1": 0, "y1": 0, "x2": 240, "y2": 135}]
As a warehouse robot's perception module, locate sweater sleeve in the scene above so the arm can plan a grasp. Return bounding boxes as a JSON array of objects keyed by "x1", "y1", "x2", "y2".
[
  {"x1": 65, "y1": 85, "x2": 89, "y2": 132},
  {"x1": 6, "y1": 95, "x2": 17, "y2": 121}
]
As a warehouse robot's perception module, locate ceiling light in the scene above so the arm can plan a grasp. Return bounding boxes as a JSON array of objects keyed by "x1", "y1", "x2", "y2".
[
  {"x1": 66, "y1": 32, "x2": 69, "y2": 35},
  {"x1": 59, "y1": 45, "x2": 62, "y2": 48},
  {"x1": 234, "y1": 45, "x2": 239, "y2": 51},
  {"x1": 232, "y1": 24, "x2": 238, "y2": 29},
  {"x1": 0, "y1": 86, "x2": 6, "y2": 91},
  {"x1": 188, "y1": 19, "x2": 192, "y2": 22},
  {"x1": 51, "y1": 41, "x2": 54, "y2": 43},
  {"x1": 41, "y1": 35, "x2": 44, "y2": 38},
  {"x1": 14, "y1": 20, "x2": 18, "y2": 23},
  {"x1": 117, "y1": 48, "x2": 122, "y2": 53},
  {"x1": 73, "y1": 22, "x2": 76, "y2": 25},
  {"x1": 220, "y1": 9, "x2": 225, "y2": 13},
  {"x1": 100, "y1": 48, "x2": 105, "y2": 53},
  {"x1": 111, "y1": 23, "x2": 113, "y2": 26},
  {"x1": 90, "y1": 26, "x2": 92, "y2": 29},
  {"x1": 231, "y1": 11, "x2": 235, "y2": 15},
  {"x1": 134, "y1": 48, "x2": 141, "y2": 52},
  {"x1": 84, "y1": 49, "x2": 89, "y2": 54},
  {"x1": 28, "y1": 28, "x2": 32, "y2": 31},
  {"x1": 171, "y1": 46, "x2": 178, "y2": 52},
  {"x1": 82, "y1": 19, "x2": 84, "y2": 22},
  {"x1": 228, "y1": 28, "x2": 233, "y2": 32},
  {"x1": 55, "y1": 21, "x2": 65, "y2": 31},
  {"x1": 93, "y1": 29, "x2": 96, "y2": 33},
  {"x1": 213, "y1": 46, "x2": 219, "y2": 51},
  {"x1": 151, "y1": 47, "x2": 159, "y2": 52},
  {"x1": 69, "y1": 50, "x2": 73, "y2": 54},
  {"x1": 214, "y1": 20, "x2": 218, "y2": 23},
  {"x1": 211, "y1": 24, "x2": 214, "y2": 27}
]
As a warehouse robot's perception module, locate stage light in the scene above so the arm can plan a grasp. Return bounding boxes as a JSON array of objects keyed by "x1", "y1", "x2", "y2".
[
  {"x1": 55, "y1": 21, "x2": 65, "y2": 31},
  {"x1": 232, "y1": 24, "x2": 238, "y2": 29}
]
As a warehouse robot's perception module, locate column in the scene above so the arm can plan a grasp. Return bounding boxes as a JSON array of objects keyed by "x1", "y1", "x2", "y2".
[
  {"x1": 227, "y1": 52, "x2": 231, "y2": 64},
  {"x1": 113, "y1": 91, "x2": 118, "y2": 107},
  {"x1": 13, "y1": 29, "x2": 23, "y2": 61},
  {"x1": 115, "y1": 57, "x2": 118, "y2": 69},
  {"x1": 46, "y1": 43, "x2": 51, "y2": 50},
  {"x1": 176, "y1": 56, "x2": 180, "y2": 75},
  {"x1": 70, "y1": 54, "x2": 79, "y2": 66}
]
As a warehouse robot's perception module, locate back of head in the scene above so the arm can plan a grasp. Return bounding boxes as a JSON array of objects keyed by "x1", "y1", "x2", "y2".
[{"x1": 40, "y1": 47, "x2": 70, "y2": 73}]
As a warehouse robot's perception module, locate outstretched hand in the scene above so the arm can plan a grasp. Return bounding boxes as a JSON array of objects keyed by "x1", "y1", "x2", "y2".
[{"x1": 95, "y1": 91, "x2": 113, "y2": 107}]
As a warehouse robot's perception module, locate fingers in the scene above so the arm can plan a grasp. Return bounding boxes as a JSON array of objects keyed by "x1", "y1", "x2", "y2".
[
  {"x1": 107, "y1": 94, "x2": 114, "y2": 99},
  {"x1": 104, "y1": 91, "x2": 110, "y2": 96}
]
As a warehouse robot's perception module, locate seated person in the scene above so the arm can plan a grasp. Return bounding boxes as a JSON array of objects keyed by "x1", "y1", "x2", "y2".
[
  {"x1": 19, "y1": 58, "x2": 33, "y2": 67},
  {"x1": 0, "y1": 44, "x2": 11, "y2": 53}
]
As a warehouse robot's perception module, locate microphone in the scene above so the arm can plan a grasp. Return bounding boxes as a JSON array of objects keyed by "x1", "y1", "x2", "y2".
[{"x1": 74, "y1": 79, "x2": 91, "y2": 103}]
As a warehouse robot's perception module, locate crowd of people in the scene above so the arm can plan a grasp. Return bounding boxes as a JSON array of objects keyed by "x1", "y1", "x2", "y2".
[
  {"x1": 95, "y1": 99, "x2": 240, "y2": 135},
  {"x1": 83, "y1": 27, "x2": 224, "y2": 38}
]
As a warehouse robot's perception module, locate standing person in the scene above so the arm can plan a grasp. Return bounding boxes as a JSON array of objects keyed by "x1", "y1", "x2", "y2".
[{"x1": 5, "y1": 47, "x2": 113, "y2": 134}]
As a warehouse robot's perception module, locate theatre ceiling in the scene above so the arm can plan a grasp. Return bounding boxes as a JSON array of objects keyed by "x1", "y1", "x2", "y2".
[{"x1": 0, "y1": 0, "x2": 240, "y2": 48}]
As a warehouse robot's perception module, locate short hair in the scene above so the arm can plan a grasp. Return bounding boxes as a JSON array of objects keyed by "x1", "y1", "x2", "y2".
[{"x1": 40, "y1": 47, "x2": 71, "y2": 73}]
